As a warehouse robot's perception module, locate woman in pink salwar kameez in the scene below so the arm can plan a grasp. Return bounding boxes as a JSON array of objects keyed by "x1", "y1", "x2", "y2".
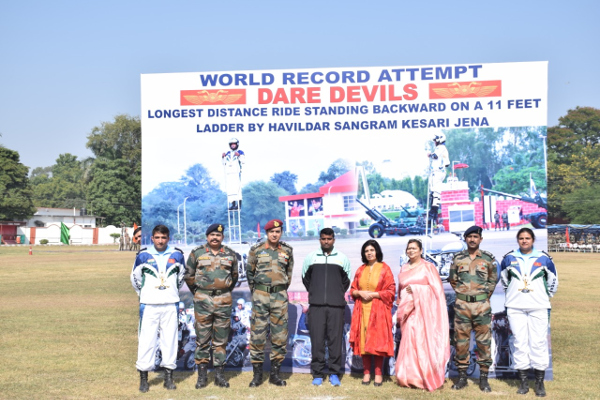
[{"x1": 395, "y1": 239, "x2": 450, "y2": 391}]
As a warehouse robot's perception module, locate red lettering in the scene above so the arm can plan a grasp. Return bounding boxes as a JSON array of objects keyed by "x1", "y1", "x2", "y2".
[
  {"x1": 388, "y1": 85, "x2": 403, "y2": 101},
  {"x1": 258, "y1": 88, "x2": 273, "y2": 104},
  {"x1": 307, "y1": 87, "x2": 321, "y2": 103},
  {"x1": 290, "y1": 88, "x2": 306, "y2": 103},
  {"x1": 346, "y1": 86, "x2": 360, "y2": 102},
  {"x1": 330, "y1": 87, "x2": 345, "y2": 103},
  {"x1": 362, "y1": 85, "x2": 379, "y2": 101},
  {"x1": 403, "y1": 83, "x2": 418, "y2": 100},
  {"x1": 273, "y1": 88, "x2": 290, "y2": 104}
]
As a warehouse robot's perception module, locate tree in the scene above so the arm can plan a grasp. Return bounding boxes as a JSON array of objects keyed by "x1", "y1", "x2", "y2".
[
  {"x1": 0, "y1": 146, "x2": 36, "y2": 220},
  {"x1": 30, "y1": 153, "x2": 86, "y2": 208},
  {"x1": 548, "y1": 107, "x2": 600, "y2": 223},
  {"x1": 86, "y1": 115, "x2": 141, "y2": 225},
  {"x1": 318, "y1": 158, "x2": 353, "y2": 182},
  {"x1": 270, "y1": 171, "x2": 298, "y2": 194},
  {"x1": 241, "y1": 181, "x2": 287, "y2": 231},
  {"x1": 86, "y1": 158, "x2": 139, "y2": 226}
]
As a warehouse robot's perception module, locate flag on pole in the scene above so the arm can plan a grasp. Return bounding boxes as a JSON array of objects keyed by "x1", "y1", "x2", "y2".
[
  {"x1": 566, "y1": 226, "x2": 571, "y2": 248},
  {"x1": 60, "y1": 223, "x2": 70, "y2": 245},
  {"x1": 257, "y1": 222, "x2": 261, "y2": 239}
]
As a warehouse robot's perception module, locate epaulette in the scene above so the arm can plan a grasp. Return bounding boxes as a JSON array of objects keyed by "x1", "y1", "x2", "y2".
[
  {"x1": 541, "y1": 250, "x2": 553, "y2": 260},
  {"x1": 481, "y1": 250, "x2": 496, "y2": 260},
  {"x1": 503, "y1": 249, "x2": 516, "y2": 258},
  {"x1": 279, "y1": 240, "x2": 293, "y2": 250},
  {"x1": 136, "y1": 247, "x2": 148, "y2": 256},
  {"x1": 189, "y1": 244, "x2": 206, "y2": 254},
  {"x1": 174, "y1": 247, "x2": 184, "y2": 254},
  {"x1": 250, "y1": 241, "x2": 265, "y2": 251}
]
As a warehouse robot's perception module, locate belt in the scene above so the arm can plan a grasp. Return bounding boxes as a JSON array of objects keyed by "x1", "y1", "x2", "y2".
[
  {"x1": 456, "y1": 293, "x2": 488, "y2": 302},
  {"x1": 196, "y1": 288, "x2": 230, "y2": 296},
  {"x1": 254, "y1": 284, "x2": 286, "y2": 293}
]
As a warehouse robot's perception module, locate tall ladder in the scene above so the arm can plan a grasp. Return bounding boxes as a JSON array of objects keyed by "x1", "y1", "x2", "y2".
[{"x1": 228, "y1": 207, "x2": 242, "y2": 244}]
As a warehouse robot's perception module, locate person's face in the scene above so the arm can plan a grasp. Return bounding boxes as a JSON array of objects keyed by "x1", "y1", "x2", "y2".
[
  {"x1": 320, "y1": 234, "x2": 335, "y2": 253},
  {"x1": 237, "y1": 304, "x2": 243, "y2": 309},
  {"x1": 151, "y1": 232, "x2": 169, "y2": 252},
  {"x1": 466, "y1": 233, "x2": 482, "y2": 251},
  {"x1": 518, "y1": 232, "x2": 535, "y2": 254},
  {"x1": 405, "y1": 242, "x2": 422, "y2": 261},
  {"x1": 207, "y1": 232, "x2": 224, "y2": 249},
  {"x1": 230, "y1": 142, "x2": 238, "y2": 150},
  {"x1": 134, "y1": 232, "x2": 141, "y2": 243},
  {"x1": 364, "y1": 245, "x2": 377, "y2": 263},
  {"x1": 267, "y1": 227, "x2": 282, "y2": 245}
]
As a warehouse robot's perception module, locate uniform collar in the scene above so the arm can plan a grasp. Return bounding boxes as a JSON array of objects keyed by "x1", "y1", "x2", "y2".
[
  {"x1": 514, "y1": 247, "x2": 540, "y2": 258},
  {"x1": 148, "y1": 245, "x2": 171, "y2": 255}
]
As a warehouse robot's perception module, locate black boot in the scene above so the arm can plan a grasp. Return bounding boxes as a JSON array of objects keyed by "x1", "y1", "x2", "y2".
[
  {"x1": 534, "y1": 369, "x2": 546, "y2": 397},
  {"x1": 214, "y1": 366, "x2": 229, "y2": 388},
  {"x1": 517, "y1": 369, "x2": 530, "y2": 395},
  {"x1": 249, "y1": 363, "x2": 263, "y2": 387},
  {"x1": 195, "y1": 364, "x2": 208, "y2": 389},
  {"x1": 269, "y1": 362, "x2": 286, "y2": 386},
  {"x1": 163, "y1": 368, "x2": 176, "y2": 390},
  {"x1": 479, "y1": 371, "x2": 491, "y2": 392},
  {"x1": 138, "y1": 370, "x2": 149, "y2": 393},
  {"x1": 451, "y1": 369, "x2": 468, "y2": 390}
]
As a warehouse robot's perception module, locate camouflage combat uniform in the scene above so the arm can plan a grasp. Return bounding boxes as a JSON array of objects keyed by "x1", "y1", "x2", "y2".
[
  {"x1": 449, "y1": 249, "x2": 498, "y2": 372},
  {"x1": 247, "y1": 240, "x2": 294, "y2": 364},
  {"x1": 185, "y1": 244, "x2": 238, "y2": 366}
]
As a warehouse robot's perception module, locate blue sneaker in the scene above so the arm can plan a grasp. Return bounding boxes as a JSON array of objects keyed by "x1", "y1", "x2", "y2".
[
  {"x1": 329, "y1": 375, "x2": 341, "y2": 386},
  {"x1": 312, "y1": 377, "x2": 323, "y2": 386}
]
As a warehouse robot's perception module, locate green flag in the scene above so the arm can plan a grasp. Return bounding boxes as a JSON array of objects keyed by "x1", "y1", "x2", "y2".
[{"x1": 60, "y1": 223, "x2": 70, "y2": 245}]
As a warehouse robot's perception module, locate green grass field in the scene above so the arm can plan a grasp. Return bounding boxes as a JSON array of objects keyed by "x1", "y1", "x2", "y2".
[{"x1": 0, "y1": 246, "x2": 598, "y2": 399}]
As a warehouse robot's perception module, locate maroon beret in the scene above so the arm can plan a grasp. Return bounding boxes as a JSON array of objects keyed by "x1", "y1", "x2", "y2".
[{"x1": 264, "y1": 219, "x2": 283, "y2": 231}]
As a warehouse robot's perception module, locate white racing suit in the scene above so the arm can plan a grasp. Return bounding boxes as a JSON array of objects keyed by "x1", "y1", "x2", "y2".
[{"x1": 223, "y1": 149, "x2": 245, "y2": 207}]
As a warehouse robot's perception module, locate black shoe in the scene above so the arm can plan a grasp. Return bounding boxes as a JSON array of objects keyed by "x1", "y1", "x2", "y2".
[
  {"x1": 517, "y1": 369, "x2": 530, "y2": 395},
  {"x1": 534, "y1": 369, "x2": 546, "y2": 397},
  {"x1": 163, "y1": 368, "x2": 176, "y2": 390},
  {"x1": 451, "y1": 370, "x2": 468, "y2": 390},
  {"x1": 195, "y1": 364, "x2": 208, "y2": 389},
  {"x1": 269, "y1": 362, "x2": 286, "y2": 386},
  {"x1": 249, "y1": 363, "x2": 264, "y2": 387},
  {"x1": 479, "y1": 371, "x2": 491, "y2": 392},
  {"x1": 138, "y1": 370, "x2": 149, "y2": 393},
  {"x1": 214, "y1": 366, "x2": 229, "y2": 388}
]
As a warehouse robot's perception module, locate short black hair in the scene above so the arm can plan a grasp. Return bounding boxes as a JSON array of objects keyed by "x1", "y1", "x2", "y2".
[
  {"x1": 152, "y1": 225, "x2": 170, "y2": 237},
  {"x1": 320, "y1": 227, "x2": 335, "y2": 237},
  {"x1": 516, "y1": 227, "x2": 535, "y2": 241},
  {"x1": 133, "y1": 227, "x2": 142, "y2": 235},
  {"x1": 361, "y1": 239, "x2": 383, "y2": 264}
]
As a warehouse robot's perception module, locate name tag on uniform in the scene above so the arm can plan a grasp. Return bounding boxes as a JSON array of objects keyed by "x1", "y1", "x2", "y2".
[{"x1": 198, "y1": 256, "x2": 211, "y2": 260}]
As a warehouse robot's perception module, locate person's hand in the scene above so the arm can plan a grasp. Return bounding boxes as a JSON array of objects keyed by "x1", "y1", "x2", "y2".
[
  {"x1": 360, "y1": 291, "x2": 373, "y2": 301},
  {"x1": 405, "y1": 285, "x2": 413, "y2": 294},
  {"x1": 222, "y1": 152, "x2": 226, "y2": 158},
  {"x1": 234, "y1": 151, "x2": 240, "y2": 156}
]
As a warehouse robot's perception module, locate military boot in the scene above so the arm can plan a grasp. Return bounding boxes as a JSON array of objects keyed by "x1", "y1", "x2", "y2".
[
  {"x1": 138, "y1": 370, "x2": 149, "y2": 393},
  {"x1": 163, "y1": 368, "x2": 176, "y2": 390},
  {"x1": 195, "y1": 364, "x2": 208, "y2": 389},
  {"x1": 451, "y1": 369, "x2": 468, "y2": 390},
  {"x1": 534, "y1": 369, "x2": 546, "y2": 397},
  {"x1": 214, "y1": 366, "x2": 230, "y2": 388},
  {"x1": 479, "y1": 371, "x2": 491, "y2": 392},
  {"x1": 249, "y1": 363, "x2": 264, "y2": 387},
  {"x1": 517, "y1": 369, "x2": 530, "y2": 395},
  {"x1": 269, "y1": 362, "x2": 286, "y2": 386}
]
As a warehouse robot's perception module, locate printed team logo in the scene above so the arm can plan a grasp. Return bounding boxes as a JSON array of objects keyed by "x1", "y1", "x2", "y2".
[
  {"x1": 180, "y1": 89, "x2": 246, "y2": 105},
  {"x1": 429, "y1": 80, "x2": 501, "y2": 99}
]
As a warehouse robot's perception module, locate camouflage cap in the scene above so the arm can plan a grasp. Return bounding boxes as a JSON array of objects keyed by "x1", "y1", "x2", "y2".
[
  {"x1": 264, "y1": 219, "x2": 283, "y2": 231},
  {"x1": 206, "y1": 223, "x2": 225, "y2": 235},
  {"x1": 464, "y1": 225, "x2": 483, "y2": 238}
]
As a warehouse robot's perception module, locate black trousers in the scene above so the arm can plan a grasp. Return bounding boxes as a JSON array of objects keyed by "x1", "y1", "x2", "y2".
[{"x1": 308, "y1": 305, "x2": 345, "y2": 377}]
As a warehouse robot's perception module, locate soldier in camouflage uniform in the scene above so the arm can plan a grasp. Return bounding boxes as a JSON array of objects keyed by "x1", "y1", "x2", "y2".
[
  {"x1": 449, "y1": 225, "x2": 498, "y2": 393},
  {"x1": 184, "y1": 223, "x2": 238, "y2": 389},
  {"x1": 247, "y1": 219, "x2": 294, "y2": 387}
]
